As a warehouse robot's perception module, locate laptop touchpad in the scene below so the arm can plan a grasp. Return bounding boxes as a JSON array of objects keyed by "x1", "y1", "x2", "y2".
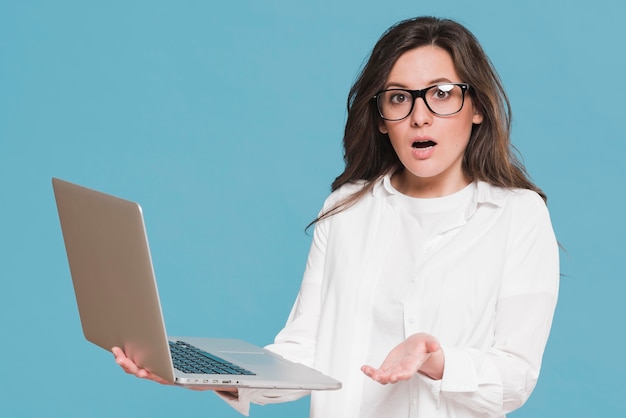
[{"x1": 221, "y1": 352, "x2": 278, "y2": 365}]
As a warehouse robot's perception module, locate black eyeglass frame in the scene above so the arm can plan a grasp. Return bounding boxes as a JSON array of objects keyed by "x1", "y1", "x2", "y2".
[{"x1": 373, "y1": 83, "x2": 471, "y2": 120}]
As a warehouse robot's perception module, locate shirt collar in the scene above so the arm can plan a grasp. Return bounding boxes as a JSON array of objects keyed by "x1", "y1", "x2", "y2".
[{"x1": 372, "y1": 172, "x2": 507, "y2": 220}]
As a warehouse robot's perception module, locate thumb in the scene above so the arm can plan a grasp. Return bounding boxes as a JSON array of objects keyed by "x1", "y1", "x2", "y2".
[{"x1": 426, "y1": 339, "x2": 441, "y2": 353}]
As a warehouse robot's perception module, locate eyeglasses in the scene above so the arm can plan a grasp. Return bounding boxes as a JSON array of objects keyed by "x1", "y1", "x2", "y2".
[{"x1": 374, "y1": 83, "x2": 470, "y2": 121}]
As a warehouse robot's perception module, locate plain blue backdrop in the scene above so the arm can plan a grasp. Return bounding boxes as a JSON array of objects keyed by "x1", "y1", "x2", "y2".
[{"x1": 1, "y1": 1, "x2": 625, "y2": 417}]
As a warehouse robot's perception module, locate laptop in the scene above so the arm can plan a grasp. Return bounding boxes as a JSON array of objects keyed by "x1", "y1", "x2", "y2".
[{"x1": 52, "y1": 177, "x2": 341, "y2": 391}]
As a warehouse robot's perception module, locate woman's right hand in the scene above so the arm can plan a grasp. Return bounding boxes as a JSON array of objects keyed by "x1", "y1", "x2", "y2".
[
  {"x1": 112, "y1": 346, "x2": 174, "y2": 386},
  {"x1": 111, "y1": 346, "x2": 237, "y2": 393}
]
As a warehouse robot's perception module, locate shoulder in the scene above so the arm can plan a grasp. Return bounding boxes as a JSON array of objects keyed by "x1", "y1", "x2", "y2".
[
  {"x1": 477, "y1": 181, "x2": 546, "y2": 210},
  {"x1": 475, "y1": 182, "x2": 552, "y2": 229},
  {"x1": 312, "y1": 177, "x2": 388, "y2": 232},
  {"x1": 321, "y1": 179, "x2": 370, "y2": 211}
]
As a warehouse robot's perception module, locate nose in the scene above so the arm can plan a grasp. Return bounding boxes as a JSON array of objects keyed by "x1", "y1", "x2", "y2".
[{"x1": 410, "y1": 97, "x2": 433, "y2": 127}]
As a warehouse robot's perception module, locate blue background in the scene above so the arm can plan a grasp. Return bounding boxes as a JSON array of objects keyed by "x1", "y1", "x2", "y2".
[{"x1": 1, "y1": 1, "x2": 625, "y2": 417}]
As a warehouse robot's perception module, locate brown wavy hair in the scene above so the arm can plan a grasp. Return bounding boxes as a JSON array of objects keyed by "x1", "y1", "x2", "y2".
[{"x1": 311, "y1": 16, "x2": 545, "y2": 226}]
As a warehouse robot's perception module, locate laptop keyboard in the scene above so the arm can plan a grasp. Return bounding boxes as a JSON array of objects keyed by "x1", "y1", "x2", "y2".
[{"x1": 169, "y1": 340, "x2": 256, "y2": 375}]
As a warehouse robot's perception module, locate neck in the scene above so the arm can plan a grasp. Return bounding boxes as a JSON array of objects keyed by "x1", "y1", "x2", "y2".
[{"x1": 391, "y1": 169, "x2": 471, "y2": 198}]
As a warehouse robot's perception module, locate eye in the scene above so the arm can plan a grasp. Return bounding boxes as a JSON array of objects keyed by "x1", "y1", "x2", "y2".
[
  {"x1": 389, "y1": 91, "x2": 409, "y2": 104},
  {"x1": 430, "y1": 84, "x2": 455, "y2": 101}
]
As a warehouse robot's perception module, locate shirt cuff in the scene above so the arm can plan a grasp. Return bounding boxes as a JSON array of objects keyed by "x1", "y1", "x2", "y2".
[
  {"x1": 439, "y1": 345, "x2": 480, "y2": 392},
  {"x1": 214, "y1": 389, "x2": 260, "y2": 416},
  {"x1": 417, "y1": 345, "x2": 484, "y2": 406}
]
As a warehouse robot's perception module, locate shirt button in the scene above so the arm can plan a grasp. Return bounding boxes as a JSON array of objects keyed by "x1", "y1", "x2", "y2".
[{"x1": 408, "y1": 318, "x2": 415, "y2": 324}]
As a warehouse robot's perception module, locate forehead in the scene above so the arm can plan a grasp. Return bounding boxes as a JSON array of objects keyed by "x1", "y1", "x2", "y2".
[{"x1": 386, "y1": 45, "x2": 460, "y2": 87}]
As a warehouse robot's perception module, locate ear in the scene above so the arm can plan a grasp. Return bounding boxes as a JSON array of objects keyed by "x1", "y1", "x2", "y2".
[
  {"x1": 378, "y1": 120, "x2": 388, "y2": 134},
  {"x1": 472, "y1": 104, "x2": 483, "y2": 125}
]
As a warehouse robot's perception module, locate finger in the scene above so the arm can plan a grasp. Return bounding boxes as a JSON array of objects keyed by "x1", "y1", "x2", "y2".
[
  {"x1": 112, "y1": 347, "x2": 130, "y2": 368},
  {"x1": 361, "y1": 365, "x2": 378, "y2": 379},
  {"x1": 132, "y1": 366, "x2": 171, "y2": 385},
  {"x1": 361, "y1": 365, "x2": 380, "y2": 378},
  {"x1": 112, "y1": 349, "x2": 143, "y2": 376},
  {"x1": 143, "y1": 371, "x2": 171, "y2": 385},
  {"x1": 366, "y1": 362, "x2": 423, "y2": 383},
  {"x1": 361, "y1": 366, "x2": 389, "y2": 384},
  {"x1": 135, "y1": 367, "x2": 159, "y2": 381},
  {"x1": 387, "y1": 369, "x2": 415, "y2": 382},
  {"x1": 116, "y1": 357, "x2": 135, "y2": 374},
  {"x1": 111, "y1": 347, "x2": 125, "y2": 360}
]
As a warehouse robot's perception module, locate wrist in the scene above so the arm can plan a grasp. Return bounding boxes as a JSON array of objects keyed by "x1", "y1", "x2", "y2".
[{"x1": 418, "y1": 348, "x2": 444, "y2": 380}]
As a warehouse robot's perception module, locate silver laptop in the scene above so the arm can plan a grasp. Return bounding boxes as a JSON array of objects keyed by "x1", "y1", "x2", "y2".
[{"x1": 52, "y1": 177, "x2": 341, "y2": 391}]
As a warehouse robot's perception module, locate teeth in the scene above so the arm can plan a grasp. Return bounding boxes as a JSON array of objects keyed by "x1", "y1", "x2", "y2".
[{"x1": 412, "y1": 141, "x2": 436, "y2": 149}]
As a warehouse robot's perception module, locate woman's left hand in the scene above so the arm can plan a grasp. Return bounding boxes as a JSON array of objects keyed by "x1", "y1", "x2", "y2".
[{"x1": 361, "y1": 332, "x2": 444, "y2": 384}]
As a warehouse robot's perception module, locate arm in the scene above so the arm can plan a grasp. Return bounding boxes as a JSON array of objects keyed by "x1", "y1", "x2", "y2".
[
  {"x1": 113, "y1": 212, "x2": 326, "y2": 413},
  {"x1": 363, "y1": 192, "x2": 559, "y2": 415},
  {"x1": 433, "y1": 193, "x2": 560, "y2": 414}
]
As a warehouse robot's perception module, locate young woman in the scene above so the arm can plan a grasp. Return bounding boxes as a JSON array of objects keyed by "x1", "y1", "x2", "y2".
[{"x1": 114, "y1": 16, "x2": 559, "y2": 418}]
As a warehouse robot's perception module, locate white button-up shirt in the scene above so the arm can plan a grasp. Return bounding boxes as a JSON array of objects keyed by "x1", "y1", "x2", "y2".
[{"x1": 220, "y1": 174, "x2": 559, "y2": 418}]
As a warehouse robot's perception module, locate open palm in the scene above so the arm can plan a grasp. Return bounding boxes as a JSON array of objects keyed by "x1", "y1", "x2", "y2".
[{"x1": 361, "y1": 333, "x2": 442, "y2": 384}]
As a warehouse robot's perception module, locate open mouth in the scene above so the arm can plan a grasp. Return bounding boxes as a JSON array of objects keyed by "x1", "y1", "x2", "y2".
[{"x1": 412, "y1": 140, "x2": 437, "y2": 149}]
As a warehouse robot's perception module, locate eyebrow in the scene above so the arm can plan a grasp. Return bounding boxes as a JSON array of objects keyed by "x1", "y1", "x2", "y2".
[{"x1": 384, "y1": 77, "x2": 455, "y2": 89}]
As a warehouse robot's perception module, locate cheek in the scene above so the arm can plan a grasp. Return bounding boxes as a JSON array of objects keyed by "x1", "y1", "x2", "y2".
[
  {"x1": 453, "y1": 114, "x2": 478, "y2": 142},
  {"x1": 381, "y1": 121, "x2": 408, "y2": 145},
  {"x1": 385, "y1": 125, "x2": 411, "y2": 153}
]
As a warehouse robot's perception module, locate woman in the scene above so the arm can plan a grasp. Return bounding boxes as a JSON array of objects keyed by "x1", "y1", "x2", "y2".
[{"x1": 115, "y1": 16, "x2": 559, "y2": 417}]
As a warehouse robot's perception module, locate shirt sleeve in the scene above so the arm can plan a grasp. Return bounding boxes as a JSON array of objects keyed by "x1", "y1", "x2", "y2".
[{"x1": 420, "y1": 192, "x2": 560, "y2": 415}]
